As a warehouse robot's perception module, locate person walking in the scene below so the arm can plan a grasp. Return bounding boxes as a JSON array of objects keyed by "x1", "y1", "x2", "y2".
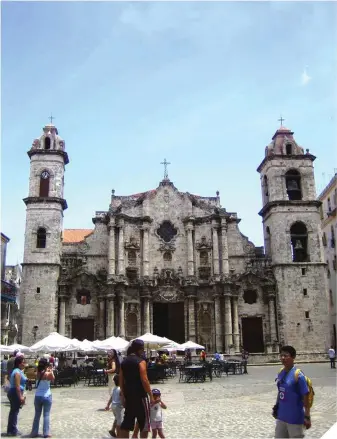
[
  {"x1": 107, "y1": 374, "x2": 124, "y2": 438},
  {"x1": 6, "y1": 355, "x2": 27, "y2": 437},
  {"x1": 119, "y1": 339, "x2": 154, "y2": 439},
  {"x1": 273, "y1": 345, "x2": 311, "y2": 438},
  {"x1": 30, "y1": 358, "x2": 55, "y2": 438},
  {"x1": 328, "y1": 346, "x2": 336, "y2": 369},
  {"x1": 105, "y1": 350, "x2": 120, "y2": 410}
]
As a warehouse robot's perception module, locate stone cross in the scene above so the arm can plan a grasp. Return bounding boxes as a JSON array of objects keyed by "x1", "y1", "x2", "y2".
[
  {"x1": 161, "y1": 158, "x2": 171, "y2": 180},
  {"x1": 278, "y1": 116, "x2": 285, "y2": 126}
]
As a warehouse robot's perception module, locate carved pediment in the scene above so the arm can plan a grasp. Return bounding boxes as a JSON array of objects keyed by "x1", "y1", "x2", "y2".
[
  {"x1": 158, "y1": 242, "x2": 176, "y2": 252},
  {"x1": 125, "y1": 236, "x2": 140, "y2": 250},
  {"x1": 196, "y1": 236, "x2": 212, "y2": 250},
  {"x1": 152, "y1": 286, "x2": 185, "y2": 302}
]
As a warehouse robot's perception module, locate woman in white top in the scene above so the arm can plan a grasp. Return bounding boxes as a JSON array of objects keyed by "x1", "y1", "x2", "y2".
[{"x1": 31, "y1": 358, "x2": 55, "y2": 438}]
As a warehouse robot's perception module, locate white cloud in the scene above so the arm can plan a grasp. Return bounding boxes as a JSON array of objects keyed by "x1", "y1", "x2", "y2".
[{"x1": 301, "y1": 68, "x2": 312, "y2": 86}]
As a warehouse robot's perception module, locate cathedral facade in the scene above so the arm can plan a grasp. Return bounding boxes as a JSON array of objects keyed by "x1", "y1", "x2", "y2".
[{"x1": 19, "y1": 122, "x2": 330, "y2": 358}]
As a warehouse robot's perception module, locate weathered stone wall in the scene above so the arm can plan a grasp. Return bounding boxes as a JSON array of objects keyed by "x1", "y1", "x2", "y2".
[{"x1": 20, "y1": 264, "x2": 59, "y2": 345}]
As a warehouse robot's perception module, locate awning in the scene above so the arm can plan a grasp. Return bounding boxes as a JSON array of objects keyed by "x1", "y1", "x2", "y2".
[{"x1": 1, "y1": 280, "x2": 17, "y2": 303}]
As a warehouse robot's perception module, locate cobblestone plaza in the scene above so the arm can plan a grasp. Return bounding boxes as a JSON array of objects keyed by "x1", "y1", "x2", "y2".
[{"x1": 1, "y1": 364, "x2": 336, "y2": 438}]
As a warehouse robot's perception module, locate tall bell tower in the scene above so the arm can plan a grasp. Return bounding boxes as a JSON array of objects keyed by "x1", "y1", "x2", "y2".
[
  {"x1": 257, "y1": 122, "x2": 329, "y2": 354},
  {"x1": 20, "y1": 120, "x2": 69, "y2": 345}
]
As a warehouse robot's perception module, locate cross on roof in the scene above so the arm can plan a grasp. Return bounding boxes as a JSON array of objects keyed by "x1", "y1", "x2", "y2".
[
  {"x1": 161, "y1": 158, "x2": 171, "y2": 180},
  {"x1": 278, "y1": 116, "x2": 285, "y2": 126},
  {"x1": 48, "y1": 114, "x2": 55, "y2": 124}
]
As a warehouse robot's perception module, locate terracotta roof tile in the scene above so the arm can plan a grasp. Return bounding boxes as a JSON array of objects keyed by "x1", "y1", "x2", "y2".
[{"x1": 63, "y1": 229, "x2": 93, "y2": 243}]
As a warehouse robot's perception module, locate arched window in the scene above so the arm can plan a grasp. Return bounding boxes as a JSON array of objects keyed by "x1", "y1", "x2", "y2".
[
  {"x1": 200, "y1": 251, "x2": 209, "y2": 266},
  {"x1": 76, "y1": 289, "x2": 91, "y2": 305},
  {"x1": 322, "y1": 232, "x2": 327, "y2": 247},
  {"x1": 264, "y1": 175, "x2": 269, "y2": 196},
  {"x1": 39, "y1": 170, "x2": 50, "y2": 197},
  {"x1": 331, "y1": 225, "x2": 335, "y2": 248},
  {"x1": 290, "y1": 222, "x2": 309, "y2": 262},
  {"x1": 126, "y1": 313, "x2": 137, "y2": 339},
  {"x1": 285, "y1": 169, "x2": 302, "y2": 200},
  {"x1": 286, "y1": 143, "x2": 292, "y2": 155},
  {"x1": 44, "y1": 137, "x2": 51, "y2": 150},
  {"x1": 36, "y1": 228, "x2": 47, "y2": 248},
  {"x1": 128, "y1": 250, "x2": 136, "y2": 266}
]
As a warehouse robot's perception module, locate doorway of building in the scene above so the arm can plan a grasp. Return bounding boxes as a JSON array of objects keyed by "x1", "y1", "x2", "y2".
[
  {"x1": 72, "y1": 318, "x2": 95, "y2": 341},
  {"x1": 153, "y1": 302, "x2": 184, "y2": 343},
  {"x1": 241, "y1": 317, "x2": 264, "y2": 353}
]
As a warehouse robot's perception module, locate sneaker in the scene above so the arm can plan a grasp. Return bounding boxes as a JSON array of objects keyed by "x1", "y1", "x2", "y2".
[{"x1": 108, "y1": 430, "x2": 116, "y2": 437}]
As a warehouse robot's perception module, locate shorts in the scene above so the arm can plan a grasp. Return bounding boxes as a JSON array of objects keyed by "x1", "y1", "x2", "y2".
[
  {"x1": 275, "y1": 420, "x2": 305, "y2": 438},
  {"x1": 120, "y1": 396, "x2": 151, "y2": 432},
  {"x1": 112, "y1": 404, "x2": 125, "y2": 426},
  {"x1": 151, "y1": 421, "x2": 163, "y2": 430}
]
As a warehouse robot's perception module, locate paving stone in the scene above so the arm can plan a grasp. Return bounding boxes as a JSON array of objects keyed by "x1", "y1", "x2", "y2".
[{"x1": 1, "y1": 364, "x2": 336, "y2": 438}]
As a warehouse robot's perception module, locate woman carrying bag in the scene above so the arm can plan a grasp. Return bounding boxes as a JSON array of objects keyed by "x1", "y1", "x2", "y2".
[
  {"x1": 31, "y1": 358, "x2": 55, "y2": 438},
  {"x1": 7, "y1": 355, "x2": 27, "y2": 436}
]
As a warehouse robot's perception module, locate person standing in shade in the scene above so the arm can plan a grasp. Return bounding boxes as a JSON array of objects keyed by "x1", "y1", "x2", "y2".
[
  {"x1": 242, "y1": 349, "x2": 249, "y2": 374},
  {"x1": 273, "y1": 345, "x2": 311, "y2": 438},
  {"x1": 7, "y1": 355, "x2": 27, "y2": 437},
  {"x1": 328, "y1": 346, "x2": 336, "y2": 369},
  {"x1": 31, "y1": 358, "x2": 55, "y2": 438},
  {"x1": 119, "y1": 339, "x2": 154, "y2": 439}
]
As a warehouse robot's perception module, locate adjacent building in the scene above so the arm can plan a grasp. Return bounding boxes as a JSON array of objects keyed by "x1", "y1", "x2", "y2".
[
  {"x1": 318, "y1": 172, "x2": 337, "y2": 349},
  {"x1": 19, "y1": 122, "x2": 330, "y2": 360},
  {"x1": 1, "y1": 233, "x2": 19, "y2": 345}
]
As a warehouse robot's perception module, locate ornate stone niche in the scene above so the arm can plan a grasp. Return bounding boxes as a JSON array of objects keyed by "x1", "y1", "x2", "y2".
[
  {"x1": 125, "y1": 236, "x2": 140, "y2": 250},
  {"x1": 196, "y1": 236, "x2": 212, "y2": 250}
]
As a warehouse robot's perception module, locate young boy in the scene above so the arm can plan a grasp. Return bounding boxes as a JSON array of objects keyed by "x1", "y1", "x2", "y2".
[
  {"x1": 107, "y1": 374, "x2": 124, "y2": 438},
  {"x1": 150, "y1": 389, "x2": 167, "y2": 438}
]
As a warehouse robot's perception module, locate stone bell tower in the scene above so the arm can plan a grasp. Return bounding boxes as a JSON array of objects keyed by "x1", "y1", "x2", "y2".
[
  {"x1": 257, "y1": 122, "x2": 329, "y2": 355},
  {"x1": 19, "y1": 120, "x2": 69, "y2": 345}
]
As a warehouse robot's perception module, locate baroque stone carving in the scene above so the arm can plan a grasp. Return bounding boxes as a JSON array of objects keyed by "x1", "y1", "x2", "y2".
[
  {"x1": 152, "y1": 286, "x2": 185, "y2": 302},
  {"x1": 196, "y1": 236, "x2": 212, "y2": 250},
  {"x1": 125, "y1": 236, "x2": 140, "y2": 250}
]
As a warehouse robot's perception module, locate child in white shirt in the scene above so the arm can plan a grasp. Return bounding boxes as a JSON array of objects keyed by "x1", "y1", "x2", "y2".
[
  {"x1": 107, "y1": 374, "x2": 124, "y2": 437},
  {"x1": 150, "y1": 388, "x2": 167, "y2": 438}
]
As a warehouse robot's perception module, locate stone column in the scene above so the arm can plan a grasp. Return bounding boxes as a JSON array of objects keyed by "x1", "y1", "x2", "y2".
[
  {"x1": 99, "y1": 297, "x2": 106, "y2": 339},
  {"x1": 119, "y1": 295, "x2": 125, "y2": 337},
  {"x1": 232, "y1": 296, "x2": 240, "y2": 352},
  {"x1": 186, "y1": 225, "x2": 194, "y2": 276},
  {"x1": 212, "y1": 223, "x2": 220, "y2": 276},
  {"x1": 184, "y1": 298, "x2": 188, "y2": 341},
  {"x1": 143, "y1": 297, "x2": 150, "y2": 333},
  {"x1": 106, "y1": 295, "x2": 115, "y2": 337},
  {"x1": 108, "y1": 218, "x2": 116, "y2": 276},
  {"x1": 143, "y1": 225, "x2": 150, "y2": 277},
  {"x1": 118, "y1": 219, "x2": 125, "y2": 275},
  {"x1": 221, "y1": 220, "x2": 229, "y2": 275},
  {"x1": 224, "y1": 293, "x2": 233, "y2": 351},
  {"x1": 150, "y1": 301, "x2": 153, "y2": 333},
  {"x1": 214, "y1": 294, "x2": 223, "y2": 352},
  {"x1": 268, "y1": 293, "x2": 277, "y2": 342},
  {"x1": 188, "y1": 296, "x2": 196, "y2": 341},
  {"x1": 58, "y1": 297, "x2": 66, "y2": 336}
]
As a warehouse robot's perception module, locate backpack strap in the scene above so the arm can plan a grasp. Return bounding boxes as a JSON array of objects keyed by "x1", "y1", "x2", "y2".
[{"x1": 294, "y1": 368, "x2": 302, "y2": 382}]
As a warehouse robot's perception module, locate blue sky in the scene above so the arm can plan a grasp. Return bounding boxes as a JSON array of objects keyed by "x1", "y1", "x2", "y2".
[{"x1": 2, "y1": 1, "x2": 336, "y2": 264}]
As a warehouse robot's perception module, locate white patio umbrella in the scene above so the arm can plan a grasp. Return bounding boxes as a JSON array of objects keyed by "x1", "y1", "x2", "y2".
[
  {"x1": 0, "y1": 343, "x2": 31, "y2": 354},
  {"x1": 161, "y1": 342, "x2": 185, "y2": 351},
  {"x1": 29, "y1": 332, "x2": 73, "y2": 353},
  {"x1": 79, "y1": 339, "x2": 98, "y2": 352},
  {"x1": 130, "y1": 333, "x2": 169, "y2": 352},
  {"x1": 96, "y1": 336, "x2": 129, "y2": 351},
  {"x1": 180, "y1": 341, "x2": 205, "y2": 350},
  {"x1": 62, "y1": 338, "x2": 83, "y2": 352}
]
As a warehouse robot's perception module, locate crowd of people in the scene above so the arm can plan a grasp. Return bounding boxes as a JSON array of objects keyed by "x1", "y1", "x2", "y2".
[{"x1": 1, "y1": 343, "x2": 336, "y2": 438}]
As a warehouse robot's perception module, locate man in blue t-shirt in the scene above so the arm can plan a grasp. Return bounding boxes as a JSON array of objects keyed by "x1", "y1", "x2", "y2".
[{"x1": 274, "y1": 345, "x2": 311, "y2": 438}]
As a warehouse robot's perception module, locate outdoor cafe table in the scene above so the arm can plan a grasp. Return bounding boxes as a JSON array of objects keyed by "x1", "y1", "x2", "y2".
[{"x1": 184, "y1": 365, "x2": 206, "y2": 383}]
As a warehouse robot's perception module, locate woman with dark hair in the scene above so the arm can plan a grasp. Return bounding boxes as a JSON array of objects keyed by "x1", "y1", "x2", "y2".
[
  {"x1": 30, "y1": 357, "x2": 55, "y2": 438},
  {"x1": 7, "y1": 355, "x2": 27, "y2": 436},
  {"x1": 104, "y1": 350, "x2": 120, "y2": 411}
]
